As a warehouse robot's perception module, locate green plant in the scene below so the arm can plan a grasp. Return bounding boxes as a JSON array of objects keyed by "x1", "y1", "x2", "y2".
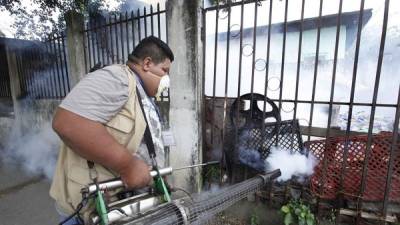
[
  {"x1": 328, "y1": 209, "x2": 336, "y2": 223},
  {"x1": 204, "y1": 165, "x2": 221, "y2": 182},
  {"x1": 250, "y1": 210, "x2": 259, "y2": 225},
  {"x1": 281, "y1": 199, "x2": 315, "y2": 225}
]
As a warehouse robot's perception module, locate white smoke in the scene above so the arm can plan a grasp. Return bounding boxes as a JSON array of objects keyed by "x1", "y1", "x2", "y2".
[
  {"x1": 265, "y1": 146, "x2": 317, "y2": 182},
  {"x1": 2, "y1": 121, "x2": 59, "y2": 179}
]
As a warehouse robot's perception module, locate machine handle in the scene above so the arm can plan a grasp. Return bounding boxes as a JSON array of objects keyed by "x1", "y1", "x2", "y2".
[{"x1": 82, "y1": 167, "x2": 173, "y2": 195}]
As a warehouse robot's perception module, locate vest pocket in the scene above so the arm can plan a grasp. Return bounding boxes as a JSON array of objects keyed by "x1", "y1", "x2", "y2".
[
  {"x1": 105, "y1": 113, "x2": 135, "y2": 146},
  {"x1": 66, "y1": 165, "x2": 91, "y2": 208}
]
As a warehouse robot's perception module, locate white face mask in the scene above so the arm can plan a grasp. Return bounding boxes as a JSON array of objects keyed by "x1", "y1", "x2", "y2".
[{"x1": 155, "y1": 75, "x2": 170, "y2": 99}]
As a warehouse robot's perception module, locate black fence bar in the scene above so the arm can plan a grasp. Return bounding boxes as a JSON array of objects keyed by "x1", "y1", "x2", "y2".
[
  {"x1": 91, "y1": 21, "x2": 97, "y2": 66},
  {"x1": 100, "y1": 20, "x2": 106, "y2": 67},
  {"x1": 221, "y1": 0, "x2": 232, "y2": 184},
  {"x1": 46, "y1": 41, "x2": 57, "y2": 98},
  {"x1": 150, "y1": 5, "x2": 154, "y2": 36},
  {"x1": 165, "y1": 6, "x2": 169, "y2": 44},
  {"x1": 324, "y1": 0, "x2": 343, "y2": 220},
  {"x1": 29, "y1": 49, "x2": 39, "y2": 98},
  {"x1": 91, "y1": 20, "x2": 97, "y2": 66},
  {"x1": 56, "y1": 35, "x2": 66, "y2": 97},
  {"x1": 61, "y1": 34, "x2": 70, "y2": 94},
  {"x1": 83, "y1": 29, "x2": 88, "y2": 73},
  {"x1": 114, "y1": 14, "x2": 120, "y2": 63},
  {"x1": 86, "y1": 24, "x2": 92, "y2": 70},
  {"x1": 233, "y1": 0, "x2": 245, "y2": 183},
  {"x1": 357, "y1": 0, "x2": 390, "y2": 222},
  {"x1": 0, "y1": 45, "x2": 7, "y2": 96},
  {"x1": 335, "y1": 1, "x2": 366, "y2": 221},
  {"x1": 382, "y1": 86, "x2": 400, "y2": 222},
  {"x1": 32, "y1": 49, "x2": 44, "y2": 99},
  {"x1": 54, "y1": 36, "x2": 63, "y2": 98},
  {"x1": 137, "y1": 8, "x2": 142, "y2": 41},
  {"x1": 27, "y1": 47, "x2": 35, "y2": 98},
  {"x1": 201, "y1": 7, "x2": 207, "y2": 182},
  {"x1": 20, "y1": 50, "x2": 29, "y2": 97},
  {"x1": 53, "y1": 38, "x2": 61, "y2": 97},
  {"x1": 32, "y1": 48, "x2": 42, "y2": 98},
  {"x1": 43, "y1": 44, "x2": 51, "y2": 98},
  {"x1": 53, "y1": 34, "x2": 65, "y2": 96},
  {"x1": 14, "y1": 49, "x2": 21, "y2": 95},
  {"x1": 144, "y1": 7, "x2": 148, "y2": 37},
  {"x1": 38, "y1": 45, "x2": 46, "y2": 98},
  {"x1": 42, "y1": 43, "x2": 51, "y2": 98},
  {"x1": 292, "y1": 0, "x2": 305, "y2": 121},
  {"x1": 15, "y1": 49, "x2": 26, "y2": 96},
  {"x1": 32, "y1": 48, "x2": 41, "y2": 98},
  {"x1": 262, "y1": 0, "x2": 273, "y2": 132},
  {"x1": 14, "y1": 49, "x2": 22, "y2": 95},
  {"x1": 278, "y1": 0, "x2": 288, "y2": 112},
  {"x1": 125, "y1": 11, "x2": 130, "y2": 54},
  {"x1": 210, "y1": 1, "x2": 220, "y2": 147},
  {"x1": 249, "y1": 1, "x2": 258, "y2": 117},
  {"x1": 109, "y1": 15, "x2": 115, "y2": 64},
  {"x1": 131, "y1": 11, "x2": 136, "y2": 47},
  {"x1": 0, "y1": 45, "x2": 10, "y2": 96},
  {"x1": 308, "y1": 0, "x2": 324, "y2": 143},
  {"x1": 157, "y1": 4, "x2": 161, "y2": 38},
  {"x1": 45, "y1": 42, "x2": 55, "y2": 98},
  {"x1": 120, "y1": 12, "x2": 125, "y2": 62},
  {"x1": 326, "y1": 0, "x2": 343, "y2": 168},
  {"x1": 95, "y1": 20, "x2": 101, "y2": 65}
]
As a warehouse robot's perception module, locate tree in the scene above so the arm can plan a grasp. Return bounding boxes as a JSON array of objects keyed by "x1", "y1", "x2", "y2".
[{"x1": 0, "y1": 0, "x2": 123, "y2": 40}]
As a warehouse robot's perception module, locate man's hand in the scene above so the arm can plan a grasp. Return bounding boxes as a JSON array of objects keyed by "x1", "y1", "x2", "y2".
[{"x1": 119, "y1": 155, "x2": 152, "y2": 189}]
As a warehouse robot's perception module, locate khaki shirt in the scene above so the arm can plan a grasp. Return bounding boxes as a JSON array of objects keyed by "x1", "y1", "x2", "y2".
[{"x1": 49, "y1": 64, "x2": 146, "y2": 216}]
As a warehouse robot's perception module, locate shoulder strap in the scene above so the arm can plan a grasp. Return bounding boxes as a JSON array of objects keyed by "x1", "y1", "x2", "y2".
[
  {"x1": 86, "y1": 88, "x2": 158, "y2": 178},
  {"x1": 136, "y1": 87, "x2": 157, "y2": 160}
]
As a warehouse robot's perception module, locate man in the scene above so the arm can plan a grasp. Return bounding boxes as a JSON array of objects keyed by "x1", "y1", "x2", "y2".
[{"x1": 50, "y1": 36, "x2": 174, "y2": 224}]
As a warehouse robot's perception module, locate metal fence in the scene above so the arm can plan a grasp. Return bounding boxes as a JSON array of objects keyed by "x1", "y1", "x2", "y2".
[
  {"x1": 202, "y1": 0, "x2": 399, "y2": 223},
  {"x1": 14, "y1": 34, "x2": 70, "y2": 99},
  {"x1": 0, "y1": 43, "x2": 12, "y2": 98},
  {"x1": 83, "y1": 3, "x2": 168, "y2": 101}
]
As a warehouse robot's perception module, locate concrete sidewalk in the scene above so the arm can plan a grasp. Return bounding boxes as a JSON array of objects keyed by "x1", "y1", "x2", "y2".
[{"x1": 0, "y1": 162, "x2": 58, "y2": 225}]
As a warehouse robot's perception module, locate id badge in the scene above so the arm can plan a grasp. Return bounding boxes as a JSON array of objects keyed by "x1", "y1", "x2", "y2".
[{"x1": 162, "y1": 129, "x2": 176, "y2": 147}]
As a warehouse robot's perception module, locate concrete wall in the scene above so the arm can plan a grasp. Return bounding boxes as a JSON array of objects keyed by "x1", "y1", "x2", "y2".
[{"x1": 167, "y1": 0, "x2": 204, "y2": 192}]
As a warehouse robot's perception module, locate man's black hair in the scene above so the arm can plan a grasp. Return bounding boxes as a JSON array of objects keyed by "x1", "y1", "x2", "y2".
[{"x1": 128, "y1": 36, "x2": 174, "y2": 64}]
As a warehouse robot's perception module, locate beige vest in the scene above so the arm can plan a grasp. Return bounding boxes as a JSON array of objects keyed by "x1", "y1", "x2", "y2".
[{"x1": 49, "y1": 64, "x2": 146, "y2": 215}]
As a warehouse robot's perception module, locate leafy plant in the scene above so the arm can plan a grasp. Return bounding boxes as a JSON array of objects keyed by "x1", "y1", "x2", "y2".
[
  {"x1": 281, "y1": 199, "x2": 315, "y2": 225},
  {"x1": 250, "y1": 210, "x2": 259, "y2": 225},
  {"x1": 204, "y1": 164, "x2": 221, "y2": 182},
  {"x1": 328, "y1": 209, "x2": 336, "y2": 223}
]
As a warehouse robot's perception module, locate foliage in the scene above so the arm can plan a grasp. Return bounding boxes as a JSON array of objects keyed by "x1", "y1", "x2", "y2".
[
  {"x1": 250, "y1": 210, "x2": 259, "y2": 225},
  {"x1": 204, "y1": 164, "x2": 221, "y2": 182},
  {"x1": 280, "y1": 199, "x2": 315, "y2": 225},
  {"x1": 327, "y1": 209, "x2": 336, "y2": 223},
  {"x1": 0, "y1": 0, "x2": 123, "y2": 40}
]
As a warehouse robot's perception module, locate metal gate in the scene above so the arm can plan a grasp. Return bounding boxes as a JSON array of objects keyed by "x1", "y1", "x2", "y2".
[
  {"x1": 82, "y1": 3, "x2": 169, "y2": 102},
  {"x1": 202, "y1": 0, "x2": 399, "y2": 223}
]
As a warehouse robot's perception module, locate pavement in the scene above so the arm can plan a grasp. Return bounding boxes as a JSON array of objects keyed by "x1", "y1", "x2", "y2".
[{"x1": 0, "y1": 162, "x2": 59, "y2": 225}]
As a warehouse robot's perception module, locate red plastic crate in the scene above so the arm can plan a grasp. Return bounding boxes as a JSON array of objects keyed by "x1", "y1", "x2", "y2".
[{"x1": 305, "y1": 132, "x2": 400, "y2": 202}]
